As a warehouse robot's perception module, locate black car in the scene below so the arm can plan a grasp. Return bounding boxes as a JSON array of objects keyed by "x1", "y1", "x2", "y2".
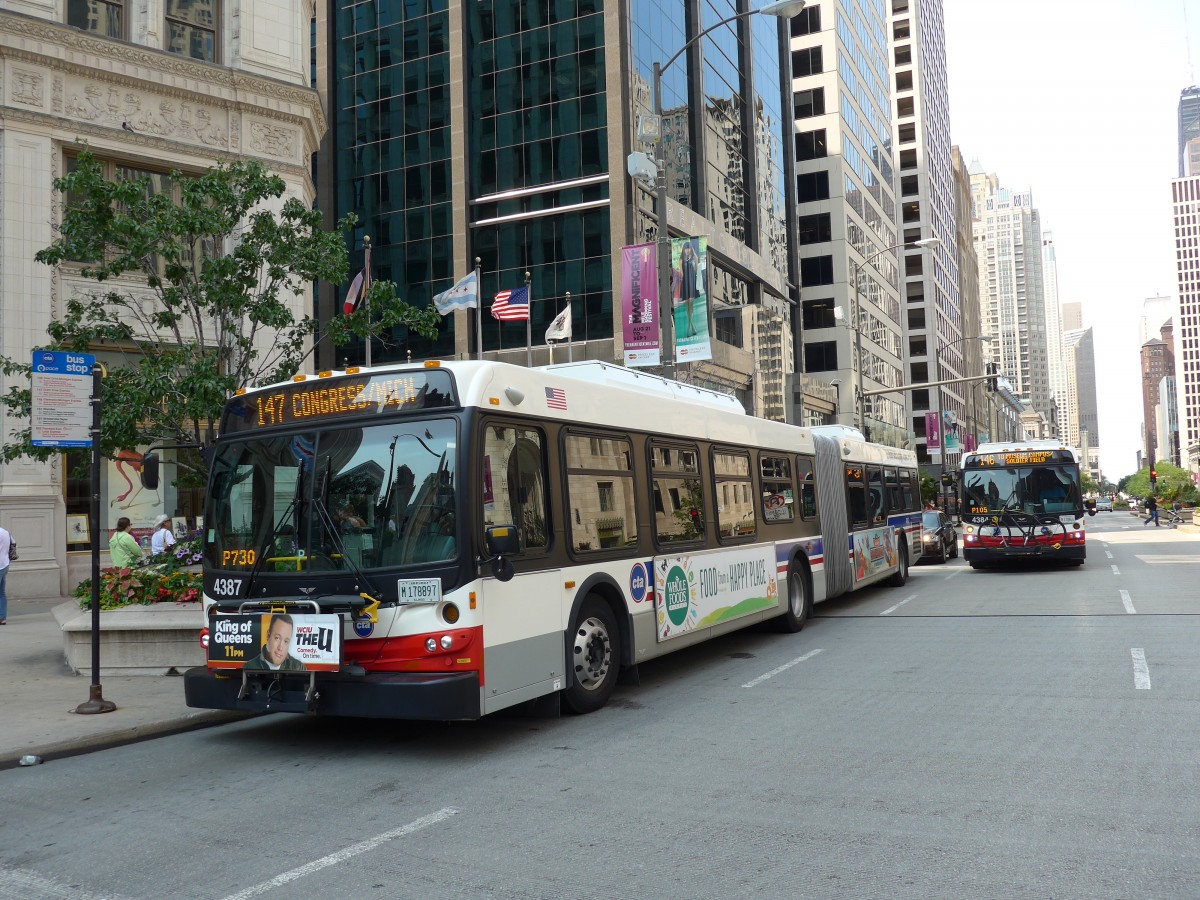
[{"x1": 920, "y1": 511, "x2": 958, "y2": 562}]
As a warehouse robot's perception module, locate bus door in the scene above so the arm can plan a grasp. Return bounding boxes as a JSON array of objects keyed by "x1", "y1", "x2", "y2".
[{"x1": 479, "y1": 422, "x2": 564, "y2": 712}]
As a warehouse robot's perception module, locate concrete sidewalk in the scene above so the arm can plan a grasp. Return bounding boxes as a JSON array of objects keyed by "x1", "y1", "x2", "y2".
[{"x1": 1, "y1": 595, "x2": 244, "y2": 769}]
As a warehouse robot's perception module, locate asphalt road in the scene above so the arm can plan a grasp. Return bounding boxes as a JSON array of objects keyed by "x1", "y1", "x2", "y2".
[{"x1": 2, "y1": 513, "x2": 1198, "y2": 899}]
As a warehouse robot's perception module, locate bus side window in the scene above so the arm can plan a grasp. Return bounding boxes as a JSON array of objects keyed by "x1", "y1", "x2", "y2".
[
  {"x1": 651, "y1": 441, "x2": 705, "y2": 544},
  {"x1": 867, "y1": 467, "x2": 885, "y2": 524},
  {"x1": 714, "y1": 449, "x2": 754, "y2": 539},
  {"x1": 564, "y1": 432, "x2": 638, "y2": 552},
  {"x1": 900, "y1": 469, "x2": 917, "y2": 512},
  {"x1": 845, "y1": 464, "x2": 868, "y2": 528},
  {"x1": 482, "y1": 423, "x2": 549, "y2": 553},
  {"x1": 796, "y1": 456, "x2": 817, "y2": 519},
  {"x1": 885, "y1": 468, "x2": 903, "y2": 515},
  {"x1": 759, "y1": 454, "x2": 795, "y2": 523}
]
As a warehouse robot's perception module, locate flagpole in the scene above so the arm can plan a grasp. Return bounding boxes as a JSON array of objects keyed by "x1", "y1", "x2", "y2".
[
  {"x1": 363, "y1": 235, "x2": 372, "y2": 368},
  {"x1": 565, "y1": 291, "x2": 573, "y2": 363},
  {"x1": 524, "y1": 271, "x2": 532, "y2": 368},
  {"x1": 474, "y1": 257, "x2": 482, "y2": 361}
]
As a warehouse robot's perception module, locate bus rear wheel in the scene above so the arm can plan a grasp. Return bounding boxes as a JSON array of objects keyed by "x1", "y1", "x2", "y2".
[
  {"x1": 562, "y1": 596, "x2": 619, "y2": 715},
  {"x1": 886, "y1": 543, "x2": 909, "y2": 587},
  {"x1": 772, "y1": 564, "x2": 811, "y2": 633}
]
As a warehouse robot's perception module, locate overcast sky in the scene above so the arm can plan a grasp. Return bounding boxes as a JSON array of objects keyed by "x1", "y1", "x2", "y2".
[{"x1": 942, "y1": 0, "x2": 1197, "y2": 480}]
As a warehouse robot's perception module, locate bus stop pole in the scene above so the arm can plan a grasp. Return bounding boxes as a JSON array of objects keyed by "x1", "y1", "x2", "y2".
[{"x1": 76, "y1": 362, "x2": 116, "y2": 714}]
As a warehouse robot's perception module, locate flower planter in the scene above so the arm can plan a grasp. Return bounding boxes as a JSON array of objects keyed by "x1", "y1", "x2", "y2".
[{"x1": 55, "y1": 600, "x2": 205, "y2": 676}]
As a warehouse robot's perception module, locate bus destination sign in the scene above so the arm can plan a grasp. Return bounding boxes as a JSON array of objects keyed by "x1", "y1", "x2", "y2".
[
  {"x1": 223, "y1": 370, "x2": 456, "y2": 434},
  {"x1": 966, "y1": 449, "x2": 1072, "y2": 467}
]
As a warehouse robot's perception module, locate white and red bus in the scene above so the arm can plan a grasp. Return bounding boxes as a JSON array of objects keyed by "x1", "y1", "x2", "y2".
[
  {"x1": 959, "y1": 440, "x2": 1088, "y2": 568},
  {"x1": 184, "y1": 360, "x2": 923, "y2": 720}
]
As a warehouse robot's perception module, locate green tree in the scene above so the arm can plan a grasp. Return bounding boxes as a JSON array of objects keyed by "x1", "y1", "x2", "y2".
[
  {"x1": 0, "y1": 151, "x2": 440, "y2": 479},
  {"x1": 1080, "y1": 472, "x2": 1098, "y2": 495},
  {"x1": 1124, "y1": 462, "x2": 1198, "y2": 504},
  {"x1": 920, "y1": 475, "x2": 938, "y2": 507}
]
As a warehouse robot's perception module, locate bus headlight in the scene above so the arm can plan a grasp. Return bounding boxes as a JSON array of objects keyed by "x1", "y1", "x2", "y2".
[{"x1": 425, "y1": 638, "x2": 438, "y2": 652}]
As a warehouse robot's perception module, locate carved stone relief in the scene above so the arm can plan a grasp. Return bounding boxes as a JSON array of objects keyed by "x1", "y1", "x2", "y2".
[
  {"x1": 11, "y1": 68, "x2": 45, "y2": 108},
  {"x1": 62, "y1": 78, "x2": 228, "y2": 148},
  {"x1": 249, "y1": 122, "x2": 295, "y2": 162}
]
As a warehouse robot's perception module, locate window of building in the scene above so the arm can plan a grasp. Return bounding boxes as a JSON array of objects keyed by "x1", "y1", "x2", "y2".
[
  {"x1": 789, "y1": 6, "x2": 821, "y2": 36},
  {"x1": 67, "y1": 0, "x2": 123, "y2": 38},
  {"x1": 896, "y1": 70, "x2": 913, "y2": 91},
  {"x1": 791, "y1": 46, "x2": 823, "y2": 77},
  {"x1": 797, "y1": 171, "x2": 830, "y2": 202},
  {"x1": 900, "y1": 174, "x2": 918, "y2": 196},
  {"x1": 165, "y1": 0, "x2": 217, "y2": 62},
  {"x1": 794, "y1": 88, "x2": 825, "y2": 119},
  {"x1": 798, "y1": 213, "x2": 832, "y2": 245},
  {"x1": 796, "y1": 129, "x2": 827, "y2": 160},
  {"x1": 894, "y1": 45, "x2": 912, "y2": 66},
  {"x1": 897, "y1": 97, "x2": 914, "y2": 118},
  {"x1": 898, "y1": 122, "x2": 916, "y2": 144},
  {"x1": 564, "y1": 433, "x2": 636, "y2": 553},
  {"x1": 899, "y1": 149, "x2": 917, "y2": 170},
  {"x1": 804, "y1": 340, "x2": 838, "y2": 372},
  {"x1": 800, "y1": 254, "x2": 834, "y2": 285},
  {"x1": 802, "y1": 298, "x2": 838, "y2": 329},
  {"x1": 714, "y1": 451, "x2": 754, "y2": 539}
]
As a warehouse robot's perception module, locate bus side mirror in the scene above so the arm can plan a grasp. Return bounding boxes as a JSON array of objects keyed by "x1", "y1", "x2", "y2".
[
  {"x1": 1085, "y1": 499, "x2": 1096, "y2": 516},
  {"x1": 484, "y1": 525, "x2": 519, "y2": 582},
  {"x1": 142, "y1": 453, "x2": 160, "y2": 491}
]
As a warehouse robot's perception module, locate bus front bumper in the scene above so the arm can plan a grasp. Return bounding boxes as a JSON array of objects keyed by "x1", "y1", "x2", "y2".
[
  {"x1": 963, "y1": 543, "x2": 1085, "y2": 563},
  {"x1": 183, "y1": 666, "x2": 482, "y2": 720}
]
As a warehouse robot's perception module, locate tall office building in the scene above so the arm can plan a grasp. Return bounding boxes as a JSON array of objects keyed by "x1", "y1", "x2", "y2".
[
  {"x1": 1171, "y1": 174, "x2": 1200, "y2": 473},
  {"x1": 1, "y1": 1, "x2": 320, "y2": 595},
  {"x1": 318, "y1": 1, "x2": 796, "y2": 414},
  {"x1": 969, "y1": 166, "x2": 1053, "y2": 425},
  {"x1": 792, "y1": 1, "x2": 907, "y2": 445},
  {"x1": 1140, "y1": 323, "x2": 1174, "y2": 464},
  {"x1": 950, "y1": 146, "x2": 985, "y2": 446},
  {"x1": 1064, "y1": 326, "x2": 1100, "y2": 480},
  {"x1": 1179, "y1": 86, "x2": 1200, "y2": 176},
  {"x1": 1041, "y1": 231, "x2": 1067, "y2": 440},
  {"x1": 888, "y1": 0, "x2": 963, "y2": 472},
  {"x1": 1140, "y1": 294, "x2": 1173, "y2": 344}
]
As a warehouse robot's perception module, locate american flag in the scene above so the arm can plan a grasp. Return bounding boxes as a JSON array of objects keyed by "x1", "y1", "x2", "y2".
[
  {"x1": 491, "y1": 286, "x2": 530, "y2": 321},
  {"x1": 545, "y1": 387, "x2": 567, "y2": 410}
]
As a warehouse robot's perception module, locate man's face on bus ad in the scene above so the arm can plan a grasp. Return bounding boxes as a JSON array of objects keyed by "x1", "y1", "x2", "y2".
[{"x1": 265, "y1": 618, "x2": 293, "y2": 665}]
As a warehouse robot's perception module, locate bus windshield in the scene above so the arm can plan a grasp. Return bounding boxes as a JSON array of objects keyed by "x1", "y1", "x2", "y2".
[
  {"x1": 205, "y1": 418, "x2": 459, "y2": 574},
  {"x1": 961, "y1": 464, "x2": 1082, "y2": 516}
]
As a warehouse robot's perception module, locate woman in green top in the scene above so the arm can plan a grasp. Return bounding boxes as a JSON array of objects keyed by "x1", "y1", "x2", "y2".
[{"x1": 109, "y1": 517, "x2": 144, "y2": 569}]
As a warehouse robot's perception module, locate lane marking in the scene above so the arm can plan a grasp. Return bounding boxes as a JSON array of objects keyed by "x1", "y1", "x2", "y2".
[
  {"x1": 220, "y1": 808, "x2": 459, "y2": 900},
  {"x1": 1105, "y1": 550, "x2": 1113, "y2": 559},
  {"x1": 0, "y1": 868, "x2": 130, "y2": 900},
  {"x1": 742, "y1": 649, "x2": 824, "y2": 688},
  {"x1": 1110, "y1": 565, "x2": 1120, "y2": 575},
  {"x1": 880, "y1": 593, "x2": 918, "y2": 616},
  {"x1": 1120, "y1": 589, "x2": 1136, "y2": 614},
  {"x1": 943, "y1": 568, "x2": 964, "y2": 580},
  {"x1": 1131, "y1": 648, "x2": 1151, "y2": 690}
]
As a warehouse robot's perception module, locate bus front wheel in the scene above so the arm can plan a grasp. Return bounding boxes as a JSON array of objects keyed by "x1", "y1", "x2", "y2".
[
  {"x1": 562, "y1": 596, "x2": 619, "y2": 715},
  {"x1": 772, "y1": 563, "x2": 811, "y2": 633}
]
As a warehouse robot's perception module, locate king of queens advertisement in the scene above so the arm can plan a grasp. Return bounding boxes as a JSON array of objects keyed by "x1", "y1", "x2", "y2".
[
  {"x1": 209, "y1": 613, "x2": 342, "y2": 672},
  {"x1": 620, "y1": 243, "x2": 661, "y2": 367}
]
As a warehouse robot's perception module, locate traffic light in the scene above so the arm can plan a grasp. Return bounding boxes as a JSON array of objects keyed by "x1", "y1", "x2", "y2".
[
  {"x1": 986, "y1": 363, "x2": 998, "y2": 392},
  {"x1": 1150, "y1": 467, "x2": 1158, "y2": 486},
  {"x1": 941, "y1": 471, "x2": 954, "y2": 487}
]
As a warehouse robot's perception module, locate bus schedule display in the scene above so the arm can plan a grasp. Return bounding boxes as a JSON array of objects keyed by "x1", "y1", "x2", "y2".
[
  {"x1": 967, "y1": 449, "x2": 1072, "y2": 467},
  {"x1": 223, "y1": 369, "x2": 456, "y2": 434}
]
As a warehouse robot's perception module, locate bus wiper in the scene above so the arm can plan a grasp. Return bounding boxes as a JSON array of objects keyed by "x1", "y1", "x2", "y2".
[
  {"x1": 311, "y1": 460, "x2": 381, "y2": 597},
  {"x1": 242, "y1": 465, "x2": 306, "y2": 595}
]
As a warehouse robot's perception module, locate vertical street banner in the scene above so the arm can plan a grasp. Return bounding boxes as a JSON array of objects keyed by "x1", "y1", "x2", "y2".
[
  {"x1": 672, "y1": 236, "x2": 712, "y2": 362},
  {"x1": 925, "y1": 411, "x2": 941, "y2": 454},
  {"x1": 620, "y1": 243, "x2": 660, "y2": 367},
  {"x1": 944, "y1": 410, "x2": 960, "y2": 454}
]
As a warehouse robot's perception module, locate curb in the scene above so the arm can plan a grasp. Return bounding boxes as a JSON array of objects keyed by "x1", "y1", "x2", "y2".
[{"x1": 0, "y1": 709, "x2": 257, "y2": 771}]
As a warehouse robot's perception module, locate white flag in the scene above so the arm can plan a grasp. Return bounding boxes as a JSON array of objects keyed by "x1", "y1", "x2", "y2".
[
  {"x1": 432, "y1": 271, "x2": 478, "y2": 316},
  {"x1": 545, "y1": 304, "x2": 572, "y2": 341}
]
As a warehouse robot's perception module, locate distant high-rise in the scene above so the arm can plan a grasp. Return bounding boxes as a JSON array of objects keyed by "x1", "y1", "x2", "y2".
[
  {"x1": 1140, "y1": 325, "x2": 1173, "y2": 463},
  {"x1": 969, "y1": 167, "x2": 1053, "y2": 424},
  {"x1": 1064, "y1": 326, "x2": 1100, "y2": 479},
  {"x1": 1061, "y1": 301, "x2": 1083, "y2": 332},
  {"x1": 1171, "y1": 174, "x2": 1200, "y2": 471},
  {"x1": 1140, "y1": 294, "x2": 1174, "y2": 344},
  {"x1": 1042, "y1": 231, "x2": 1067, "y2": 439},
  {"x1": 1179, "y1": 87, "x2": 1200, "y2": 176}
]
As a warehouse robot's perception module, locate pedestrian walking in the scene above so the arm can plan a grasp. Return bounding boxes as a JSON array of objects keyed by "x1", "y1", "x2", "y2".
[
  {"x1": 1143, "y1": 495, "x2": 1160, "y2": 527},
  {"x1": 0, "y1": 524, "x2": 11, "y2": 624}
]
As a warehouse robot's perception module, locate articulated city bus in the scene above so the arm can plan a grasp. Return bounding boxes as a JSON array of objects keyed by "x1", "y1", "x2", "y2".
[
  {"x1": 959, "y1": 440, "x2": 1088, "y2": 568},
  {"x1": 184, "y1": 360, "x2": 923, "y2": 720}
]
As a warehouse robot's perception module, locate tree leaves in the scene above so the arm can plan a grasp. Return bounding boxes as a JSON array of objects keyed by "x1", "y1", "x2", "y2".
[{"x1": 3, "y1": 149, "x2": 441, "y2": 477}]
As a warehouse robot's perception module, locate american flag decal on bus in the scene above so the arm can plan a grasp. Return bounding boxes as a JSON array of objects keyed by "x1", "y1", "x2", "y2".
[{"x1": 545, "y1": 387, "x2": 567, "y2": 410}]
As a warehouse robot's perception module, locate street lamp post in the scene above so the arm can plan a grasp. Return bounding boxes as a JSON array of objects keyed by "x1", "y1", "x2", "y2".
[
  {"x1": 850, "y1": 237, "x2": 940, "y2": 438},
  {"x1": 650, "y1": 0, "x2": 805, "y2": 379},
  {"x1": 935, "y1": 334, "x2": 991, "y2": 514}
]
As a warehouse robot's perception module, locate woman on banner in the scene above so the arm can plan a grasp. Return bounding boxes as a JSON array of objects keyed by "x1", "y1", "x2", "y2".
[{"x1": 676, "y1": 239, "x2": 700, "y2": 338}]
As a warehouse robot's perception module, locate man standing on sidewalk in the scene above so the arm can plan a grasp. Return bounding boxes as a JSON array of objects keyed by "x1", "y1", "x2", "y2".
[{"x1": 1144, "y1": 495, "x2": 1160, "y2": 527}]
